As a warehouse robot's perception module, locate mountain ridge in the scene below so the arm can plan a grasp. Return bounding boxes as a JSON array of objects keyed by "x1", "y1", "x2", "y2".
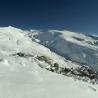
[{"x1": 28, "y1": 29, "x2": 98, "y2": 72}]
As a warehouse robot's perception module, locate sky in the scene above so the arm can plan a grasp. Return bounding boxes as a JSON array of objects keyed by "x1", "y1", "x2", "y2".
[{"x1": 0, "y1": 0, "x2": 98, "y2": 35}]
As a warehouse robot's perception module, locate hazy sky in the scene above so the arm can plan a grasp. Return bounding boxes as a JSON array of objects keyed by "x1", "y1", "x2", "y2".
[{"x1": 0, "y1": 0, "x2": 98, "y2": 35}]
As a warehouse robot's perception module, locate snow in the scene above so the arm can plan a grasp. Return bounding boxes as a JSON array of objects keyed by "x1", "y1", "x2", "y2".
[
  {"x1": 0, "y1": 26, "x2": 98, "y2": 98},
  {"x1": 30, "y1": 29, "x2": 98, "y2": 72},
  {"x1": 49, "y1": 30, "x2": 97, "y2": 48}
]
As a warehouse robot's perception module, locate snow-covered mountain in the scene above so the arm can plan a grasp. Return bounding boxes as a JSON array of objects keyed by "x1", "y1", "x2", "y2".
[
  {"x1": 29, "y1": 30, "x2": 98, "y2": 72},
  {"x1": 0, "y1": 26, "x2": 98, "y2": 98}
]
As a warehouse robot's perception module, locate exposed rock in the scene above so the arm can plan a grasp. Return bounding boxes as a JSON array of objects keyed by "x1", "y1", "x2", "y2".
[
  {"x1": 12, "y1": 52, "x2": 25, "y2": 57},
  {"x1": 36, "y1": 56, "x2": 52, "y2": 65}
]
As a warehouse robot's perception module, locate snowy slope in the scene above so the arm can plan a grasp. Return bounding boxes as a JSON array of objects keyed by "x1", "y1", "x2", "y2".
[
  {"x1": 0, "y1": 26, "x2": 98, "y2": 98},
  {"x1": 30, "y1": 30, "x2": 98, "y2": 72}
]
